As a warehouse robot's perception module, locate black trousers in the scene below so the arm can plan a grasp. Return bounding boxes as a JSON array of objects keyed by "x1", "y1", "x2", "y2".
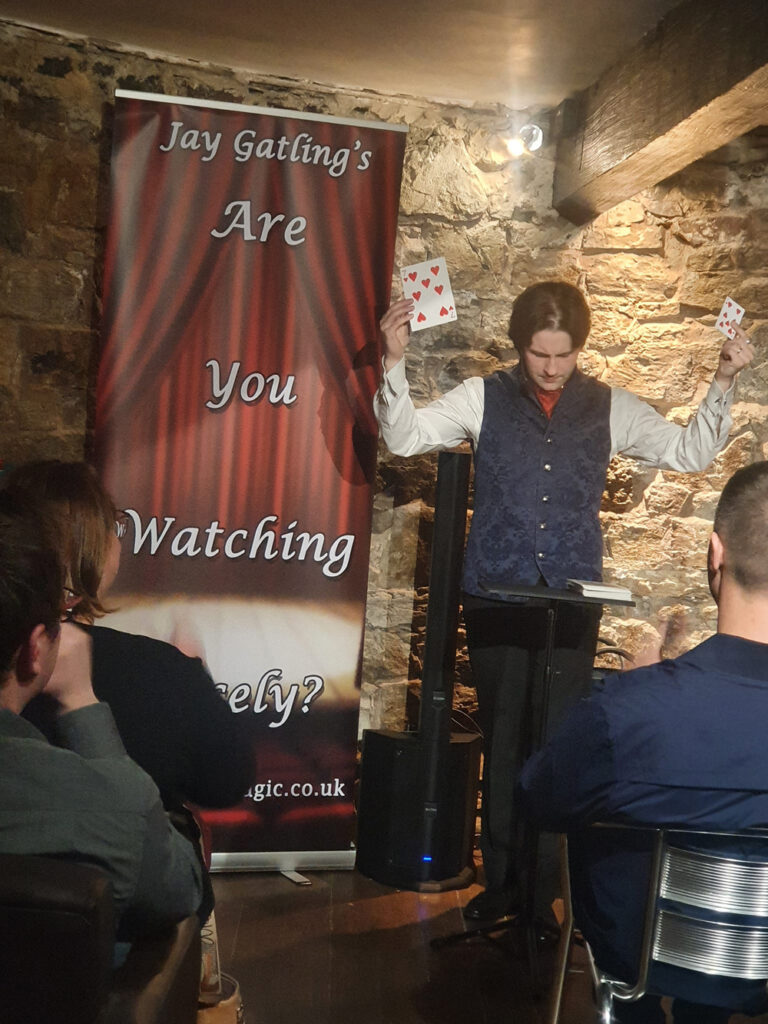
[{"x1": 463, "y1": 593, "x2": 601, "y2": 902}]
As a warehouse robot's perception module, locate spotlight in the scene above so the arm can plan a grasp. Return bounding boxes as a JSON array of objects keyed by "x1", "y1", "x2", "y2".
[
  {"x1": 506, "y1": 122, "x2": 544, "y2": 158},
  {"x1": 519, "y1": 123, "x2": 543, "y2": 151},
  {"x1": 507, "y1": 136, "x2": 526, "y2": 158}
]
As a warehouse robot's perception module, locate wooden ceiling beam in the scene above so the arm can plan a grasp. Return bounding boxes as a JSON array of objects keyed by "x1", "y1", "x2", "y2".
[{"x1": 553, "y1": 0, "x2": 768, "y2": 225}]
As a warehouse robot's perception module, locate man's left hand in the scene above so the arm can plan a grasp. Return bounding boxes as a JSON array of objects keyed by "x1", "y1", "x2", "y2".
[{"x1": 715, "y1": 320, "x2": 755, "y2": 390}]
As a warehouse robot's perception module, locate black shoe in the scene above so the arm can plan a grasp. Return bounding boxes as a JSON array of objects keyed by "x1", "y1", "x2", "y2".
[{"x1": 463, "y1": 887, "x2": 517, "y2": 922}]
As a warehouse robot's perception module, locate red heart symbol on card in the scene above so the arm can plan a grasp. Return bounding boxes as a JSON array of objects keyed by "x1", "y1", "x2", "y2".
[
  {"x1": 450, "y1": 306, "x2": 454, "y2": 311},
  {"x1": 422, "y1": 279, "x2": 430, "y2": 288},
  {"x1": 440, "y1": 306, "x2": 448, "y2": 316},
  {"x1": 408, "y1": 272, "x2": 417, "y2": 281},
  {"x1": 726, "y1": 301, "x2": 732, "y2": 307},
  {"x1": 417, "y1": 312, "x2": 426, "y2": 322},
  {"x1": 435, "y1": 285, "x2": 443, "y2": 294},
  {"x1": 431, "y1": 266, "x2": 440, "y2": 275},
  {"x1": 412, "y1": 290, "x2": 421, "y2": 300}
]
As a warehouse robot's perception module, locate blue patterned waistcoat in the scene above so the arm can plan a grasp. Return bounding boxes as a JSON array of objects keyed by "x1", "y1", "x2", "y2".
[{"x1": 462, "y1": 366, "x2": 612, "y2": 597}]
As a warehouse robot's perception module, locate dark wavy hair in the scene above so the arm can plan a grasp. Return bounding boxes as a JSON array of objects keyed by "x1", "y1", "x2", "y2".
[{"x1": 508, "y1": 281, "x2": 591, "y2": 353}]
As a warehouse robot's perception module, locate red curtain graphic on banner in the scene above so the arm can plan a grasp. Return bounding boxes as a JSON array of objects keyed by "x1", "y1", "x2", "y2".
[{"x1": 95, "y1": 92, "x2": 406, "y2": 865}]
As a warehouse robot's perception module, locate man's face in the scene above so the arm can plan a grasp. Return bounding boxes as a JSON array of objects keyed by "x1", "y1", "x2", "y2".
[{"x1": 521, "y1": 329, "x2": 581, "y2": 391}]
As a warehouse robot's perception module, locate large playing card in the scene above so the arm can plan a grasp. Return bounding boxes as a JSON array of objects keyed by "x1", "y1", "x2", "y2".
[
  {"x1": 715, "y1": 296, "x2": 745, "y2": 339},
  {"x1": 400, "y1": 257, "x2": 457, "y2": 332}
]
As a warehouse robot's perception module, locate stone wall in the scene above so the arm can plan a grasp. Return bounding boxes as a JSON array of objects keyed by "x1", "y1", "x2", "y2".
[
  {"x1": 1, "y1": 21, "x2": 766, "y2": 735},
  {"x1": 369, "y1": 137, "x2": 768, "y2": 730}
]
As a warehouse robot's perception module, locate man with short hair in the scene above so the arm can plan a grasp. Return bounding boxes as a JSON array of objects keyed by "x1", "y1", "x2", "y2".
[
  {"x1": 518, "y1": 461, "x2": 768, "y2": 1022},
  {"x1": 0, "y1": 499, "x2": 202, "y2": 941}
]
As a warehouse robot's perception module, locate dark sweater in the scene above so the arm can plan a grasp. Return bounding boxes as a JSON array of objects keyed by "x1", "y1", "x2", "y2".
[{"x1": 26, "y1": 624, "x2": 254, "y2": 813}]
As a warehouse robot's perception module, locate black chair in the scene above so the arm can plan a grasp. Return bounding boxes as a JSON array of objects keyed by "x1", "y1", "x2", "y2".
[
  {"x1": 0, "y1": 853, "x2": 201, "y2": 1024},
  {"x1": 548, "y1": 826, "x2": 768, "y2": 1024}
]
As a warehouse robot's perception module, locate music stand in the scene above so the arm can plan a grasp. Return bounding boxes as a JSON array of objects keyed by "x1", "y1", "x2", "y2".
[{"x1": 434, "y1": 581, "x2": 634, "y2": 990}]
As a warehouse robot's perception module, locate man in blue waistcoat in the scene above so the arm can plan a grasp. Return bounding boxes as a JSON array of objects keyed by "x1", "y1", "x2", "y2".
[
  {"x1": 374, "y1": 280, "x2": 754, "y2": 922},
  {"x1": 518, "y1": 460, "x2": 768, "y2": 1023}
]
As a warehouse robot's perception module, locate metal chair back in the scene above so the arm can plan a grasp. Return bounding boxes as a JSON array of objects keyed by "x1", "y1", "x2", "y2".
[{"x1": 548, "y1": 826, "x2": 768, "y2": 1023}]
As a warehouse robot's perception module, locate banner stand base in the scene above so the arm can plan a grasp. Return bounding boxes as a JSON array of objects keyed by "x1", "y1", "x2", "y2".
[
  {"x1": 210, "y1": 850, "x2": 356, "y2": 873},
  {"x1": 280, "y1": 870, "x2": 312, "y2": 886}
]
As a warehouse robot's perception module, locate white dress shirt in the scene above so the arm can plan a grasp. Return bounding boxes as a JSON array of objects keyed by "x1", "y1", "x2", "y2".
[{"x1": 375, "y1": 359, "x2": 735, "y2": 473}]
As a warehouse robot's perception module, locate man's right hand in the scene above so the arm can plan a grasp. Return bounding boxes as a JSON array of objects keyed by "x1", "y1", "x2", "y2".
[
  {"x1": 380, "y1": 298, "x2": 414, "y2": 371},
  {"x1": 44, "y1": 622, "x2": 97, "y2": 715}
]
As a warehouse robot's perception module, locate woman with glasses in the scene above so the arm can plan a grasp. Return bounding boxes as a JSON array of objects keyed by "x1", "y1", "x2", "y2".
[{"x1": 3, "y1": 460, "x2": 253, "y2": 918}]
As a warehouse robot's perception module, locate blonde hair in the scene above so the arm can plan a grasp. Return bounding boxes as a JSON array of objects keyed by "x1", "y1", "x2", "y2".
[{"x1": 3, "y1": 461, "x2": 117, "y2": 623}]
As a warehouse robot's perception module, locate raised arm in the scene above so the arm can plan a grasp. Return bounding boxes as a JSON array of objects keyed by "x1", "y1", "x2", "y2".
[
  {"x1": 374, "y1": 300, "x2": 484, "y2": 456},
  {"x1": 45, "y1": 624, "x2": 203, "y2": 938},
  {"x1": 714, "y1": 320, "x2": 754, "y2": 392},
  {"x1": 380, "y1": 297, "x2": 415, "y2": 372},
  {"x1": 611, "y1": 321, "x2": 755, "y2": 472}
]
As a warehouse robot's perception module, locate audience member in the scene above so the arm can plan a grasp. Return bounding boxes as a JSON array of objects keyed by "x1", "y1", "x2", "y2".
[
  {"x1": 4, "y1": 460, "x2": 254, "y2": 917},
  {"x1": 0, "y1": 495, "x2": 203, "y2": 940},
  {"x1": 518, "y1": 461, "x2": 768, "y2": 1023}
]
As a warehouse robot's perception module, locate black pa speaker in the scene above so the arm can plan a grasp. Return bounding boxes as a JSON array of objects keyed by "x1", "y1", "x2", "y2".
[
  {"x1": 356, "y1": 452, "x2": 478, "y2": 890},
  {"x1": 356, "y1": 729, "x2": 481, "y2": 889}
]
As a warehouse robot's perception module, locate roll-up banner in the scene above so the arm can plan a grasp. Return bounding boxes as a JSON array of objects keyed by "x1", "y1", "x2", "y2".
[{"x1": 95, "y1": 91, "x2": 407, "y2": 869}]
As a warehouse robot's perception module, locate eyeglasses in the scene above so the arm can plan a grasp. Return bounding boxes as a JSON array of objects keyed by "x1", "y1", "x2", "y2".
[{"x1": 114, "y1": 512, "x2": 130, "y2": 540}]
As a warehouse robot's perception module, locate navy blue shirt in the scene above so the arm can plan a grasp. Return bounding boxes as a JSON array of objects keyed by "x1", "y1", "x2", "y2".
[{"x1": 518, "y1": 633, "x2": 768, "y2": 1011}]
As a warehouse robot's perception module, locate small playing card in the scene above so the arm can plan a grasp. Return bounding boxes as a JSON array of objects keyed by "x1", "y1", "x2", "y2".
[
  {"x1": 715, "y1": 296, "x2": 745, "y2": 339},
  {"x1": 400, "y1": 257, "x2": 457, "y2": 332}
]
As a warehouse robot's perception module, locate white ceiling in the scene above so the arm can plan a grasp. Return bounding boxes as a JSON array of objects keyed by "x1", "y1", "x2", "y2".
[{"x1": 0, "y1": 0, "x2": 684, "y2": 109}]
